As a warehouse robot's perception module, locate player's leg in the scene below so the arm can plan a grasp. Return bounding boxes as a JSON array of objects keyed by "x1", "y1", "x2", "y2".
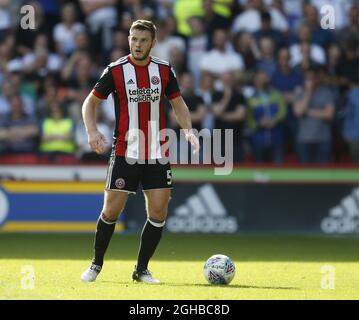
[
  {"x1": 81, "y1": 190, "x2": 128, "y2": 282},
  {"x1": 132, "y1": 161, "x2": 172, "y2": 283},
  {"x1": 93, "y1": 190, "x2": 129, "y2": 267},
  {"x1": 133, "y1": 188, "x2": 171, "y2": 284},
  {"x1": 139, "y1": 188, "x2": 171, "y2": 265},
  {"x1": 81, "y1": 156, "x2": 139, "y2": 282}
]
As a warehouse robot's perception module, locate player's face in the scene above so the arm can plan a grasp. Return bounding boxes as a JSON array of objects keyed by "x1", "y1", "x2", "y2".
[{"x1": 129, "y1": 29, "x2": 155, "y2": 61}]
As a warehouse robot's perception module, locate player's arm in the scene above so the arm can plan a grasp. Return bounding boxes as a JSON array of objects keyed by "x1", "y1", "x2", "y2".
[
  {"x1": 82, "y1": 66, "x2": 114, "y2": 154},
  {"x1": 82, "y1": 93, "x2": 108, "y2": 154},
  {"x1": 170, "y1": 96, "x2": 200, "y2": 154}
]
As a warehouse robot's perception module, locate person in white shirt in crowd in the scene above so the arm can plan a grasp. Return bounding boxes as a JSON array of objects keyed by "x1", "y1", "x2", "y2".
[
  {"x1": 53, "y1": 3, "x2": 85, "y2": 57},
  {"x1": 199, "y1": 28, "x2": 244, "y2": 90},
  {"x1": 79, "y1": 0, "x2": 118, "y2": 52},
  {"x1": 232, "y1": 0, "x2": 289, "y2": 34},
  {"x1": 186, "y1": 16, "x2": 209, "y2": 90},
  {"x1": 22, "y1": 33, "x2": 63, "y2": 77},
  {"x1": 289, "y1": 23, "x2": 326, "y2": 67},
  {"x1": 151, "y1": 18, "x2": 186, "y2": 62}
]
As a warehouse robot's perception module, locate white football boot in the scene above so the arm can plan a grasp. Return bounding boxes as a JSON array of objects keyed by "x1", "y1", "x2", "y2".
[
  {"x1": 132, "y1": 267, "x2": 160, "y2": 284},
  {"x1": 80, "y1": 264, "x2": 102, "y2": 282}
]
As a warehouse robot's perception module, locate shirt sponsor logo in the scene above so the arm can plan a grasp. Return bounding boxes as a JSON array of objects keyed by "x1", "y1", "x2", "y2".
[{"x1": 128, "y1": 87, "x2": 160, "y2": 103}]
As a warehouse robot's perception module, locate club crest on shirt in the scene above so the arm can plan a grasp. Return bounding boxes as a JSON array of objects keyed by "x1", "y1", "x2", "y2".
[
  {"x1": 115, "y1": 178, "x2": 125, "y2": 189},
  {"x1": 151, "y1": 76, "x2": 160, "y2": 85}
]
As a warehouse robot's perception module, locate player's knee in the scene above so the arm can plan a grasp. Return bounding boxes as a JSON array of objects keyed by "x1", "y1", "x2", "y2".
[
  {"x1": 100, "y1": 212, "x2": 118, "y2": 223},
  {"x1": 148, "y1": 207, "x2": 167, "y2": 221},
  {"x1": 102, "y1": 208, "x2": 121, "y2": 221}
]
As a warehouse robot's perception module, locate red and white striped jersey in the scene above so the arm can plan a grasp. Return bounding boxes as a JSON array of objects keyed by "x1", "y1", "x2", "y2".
[{"x1": 92, "y1": 55, "x2": 181, "y2": 160}]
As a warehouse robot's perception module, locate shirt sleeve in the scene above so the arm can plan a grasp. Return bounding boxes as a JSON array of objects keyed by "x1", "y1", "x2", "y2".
[
  {"x1": 165, "y1": 66, "x2": 181, "y2": 100},
  {"x1": 92, "y1": 66, "x2": 115, "y2": 99}
]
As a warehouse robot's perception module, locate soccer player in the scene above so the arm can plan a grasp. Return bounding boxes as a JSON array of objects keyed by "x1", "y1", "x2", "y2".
[{"x1": 80, "y1": 20, "x2": 200, "y2": 284}]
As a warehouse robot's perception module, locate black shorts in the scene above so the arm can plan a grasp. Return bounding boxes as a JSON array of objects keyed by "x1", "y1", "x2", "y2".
[{"x1": 105, "y1": 156, "x2": 173, "y2": 194}]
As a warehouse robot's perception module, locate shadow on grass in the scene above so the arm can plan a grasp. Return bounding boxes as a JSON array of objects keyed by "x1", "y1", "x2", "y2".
[{"x1": 99, "y1": 280, "x2": 298, "y2": 290}]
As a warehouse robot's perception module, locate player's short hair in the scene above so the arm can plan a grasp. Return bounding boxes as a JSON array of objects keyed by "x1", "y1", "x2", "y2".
[{"x1": 130, "y1": 20, "x2": 157, "y2": 39}]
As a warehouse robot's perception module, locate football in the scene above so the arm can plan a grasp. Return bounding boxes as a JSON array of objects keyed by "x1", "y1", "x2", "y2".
[{"x1": 203, "y1": 254, "x2": 236, "y2": 285}]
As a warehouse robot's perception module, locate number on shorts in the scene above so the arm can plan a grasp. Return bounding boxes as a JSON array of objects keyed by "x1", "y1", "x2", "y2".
[{"x1": 167, "y1": 170, "x2": 172, "y2": 185}]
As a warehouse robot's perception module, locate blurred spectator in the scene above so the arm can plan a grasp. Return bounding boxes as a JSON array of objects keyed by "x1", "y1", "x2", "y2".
[
  {"x1": 292, "y1": 41, "x2": 320, "y2": 76},
  {"x1": 246, "y1": 70, "x2": 287, "y2": 163},
  {"x1": 202, "y1": 0, "x2": 231, "y2": 37},
  {"x1": 233, "y1": 31, "x2": 260, "y2": 72},
  {"x1": 111, "y1": 29, "x2": 130, "y2": 53},
  {"x1": 174, "y1": 0, "x2": 205, "y2": 36},
  {"x1": 293, "y1": 67, "x2": 335, "y2": 164},
  {"x1": 326, "y1": 43, "x2": 341, "y2": 78},
  {"x1": 0, "y1": 0, "x2": 11, "y2": 41},
  {"x1": 156, "y1": 0, "x2": 174, "y2": 20},
  {"x1": 73, "y1": 30, "x2": 91, "y2": 53},
  {"x1": 342, "y1": 79, "x2": 359, "y2": 163},
  {"x1": 186, "y1": 16, "x2": 209, "y2": 90},
  {"x1": 0, "y1": 95, "x2": 39, "y2": 153},
  {"x1": 271, "y1": 47, "x2": 303, "y2": 139},
  {"x1": 0, "y1": 34, "x2": 15, "y2": 80},
  {"x1": 289, "y1": 24, "x2": 326, "y2": 67},
  {"x1": 271, "y1": 0, "x2": 304, "y2": 31},
  {"x1": 303, "y1": 4, "x2": 334, "y2": 49},
  {"x1": 169, "y1": 46, "x2": 187, "y2": 75},
  {"x1": 39, "y1": 102, "x2": 75, "y2": 156},
  {"x1": 256, "y1": 37, "x2": 277, "y2": 77},
  {"x1": 0, "y1": 78, "x2": 35, "y2": 116},
  {"x1": 271, "y1": 47, "x2": 303, "y2": 102},
  {"x1": 151, "y1": 18, "x2": 186, "y2": 62},
  {"x1": 199, "y1": 72, "x2": 215, "y2": 132},
  {"x1": 79, "y1": 0, "x2": 118, "y2": 53},
  {"x1": 36, "y1": 0, "x2": 61, "y2": 31},
  {"x1": 253, "y1": 10, "x2": 287, "y2": 49},
  {"x1": 53, "y1": 3, "x2": 85, "y2": 57},
  {"x1": 64, "y1": 53, "x2": 98, "y2": 120},
  {"x1": 231, "y1": 0, "x2": 288, "y2": 34},
  {"x1": 180, "y1": 72, "x2": 207, "y2": 133},
  {"x1": 22, "y1": 33, "x2": 63, "y2": 79},
  {"x1": 120, "y1": 0, "x2": 156, "y2": 22},
  {"x1": 212, "y1": 71, "x2": 247, "y2": 162},
  {"x1": 199, "y1": 29, "x2": 244, "y2": 89},
  {"x1": 336, "y1": 37, "x2": 359, "y2": 91},
  {"x1": 170, "y1": 72, "x2": 206, "y2": 162},
  {"x1": 337, "y1": 5, "x2": 359, "y2": 50},
  {"x1": 36, "y1": 83, "x2": 58, "y2": 119}
]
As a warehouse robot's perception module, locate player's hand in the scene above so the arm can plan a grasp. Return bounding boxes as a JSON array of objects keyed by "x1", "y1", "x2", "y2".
[
  {"x1": 88, "y1": 130, "x2": 108, "y2": 154},
  {"x1": 184, "y1": 130, "x2": 200, "y2": 155}
]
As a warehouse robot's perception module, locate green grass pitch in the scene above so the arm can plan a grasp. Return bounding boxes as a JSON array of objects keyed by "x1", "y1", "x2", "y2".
[{"x1": 1, "y1": 234, "x2": 359, "y2": 300}]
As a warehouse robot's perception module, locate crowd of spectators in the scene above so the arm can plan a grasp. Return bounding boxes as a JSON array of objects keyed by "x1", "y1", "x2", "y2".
[{"x1": 1, "y1": 0, "x2": 359, "y2": 165}]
